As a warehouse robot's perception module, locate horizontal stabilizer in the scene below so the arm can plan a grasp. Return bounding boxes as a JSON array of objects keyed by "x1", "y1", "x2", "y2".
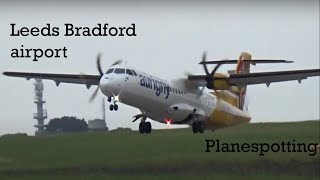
[{"x1": 199, "y1": 59, "x2": 293, "y2": 65}]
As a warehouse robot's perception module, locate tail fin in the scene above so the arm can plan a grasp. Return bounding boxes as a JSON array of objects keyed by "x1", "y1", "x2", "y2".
[
  {"x1": 211, "y1": 52, "x2": 251, "y2": 110},
  {"x1": 205, "y1": 52, "x2": 290, "y2": 110},
  {"x1": 233, "y1": 52, "x2": 251, "y2": 110},
  {"x1": 236, "y1": 52, "x2": 252, "y2": 74}
]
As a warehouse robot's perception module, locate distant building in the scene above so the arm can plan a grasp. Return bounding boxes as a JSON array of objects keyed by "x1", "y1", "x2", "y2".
[
  {"x1": 88, "y1": 119, "x2": 108, "y2": 132},
  {"x1": 87, "y1": 99, "x2": 109, "y2": 132}
]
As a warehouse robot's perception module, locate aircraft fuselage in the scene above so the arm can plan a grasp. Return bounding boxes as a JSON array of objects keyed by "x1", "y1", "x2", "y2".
[{"x1": 99, "y1": 66, "x2": 251, "y2": 130}]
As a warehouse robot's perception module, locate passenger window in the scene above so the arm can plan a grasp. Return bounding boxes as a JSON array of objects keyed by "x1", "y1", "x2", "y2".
[
  {"x1": 114, "y1": 68, "x2": 125, "y2": 74},
  {"x1": 131, "y1": 70, "x2": 138, "y2": 76},
  {"x1": 106, "y1": 68, "x2": 114, "y2": 74},
  {"x1": 126, "y1": 69, "x2": 134, "y2": 76}
]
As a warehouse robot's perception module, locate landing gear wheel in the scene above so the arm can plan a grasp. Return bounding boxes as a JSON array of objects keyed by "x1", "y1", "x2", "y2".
[
  {"x1": 198, "y1": 123, "x2": 205, "y2": 133},
  {"x1": 139, "y1": 122, "x2": 152, "y2": 134},
  {"x1": 192, "y1": 122, "x2": 205, "y2": 134},
  {"x1": 113, "y1": 104, "x2": 118, "y2": 111},
  {"x1": 192, "y1": 123, "x2": 199, "y2": 133},
  {"x1": 145, "y1": 122, "x2": 152, "y2": 134},
  {"x1": 109, "y1": 104, "x2": 114, "y2": 111},
  {"x1": 139, "y1": 122, "x2": 146, "y2": 134},
  {"x1": 107, "y1": 96, "x2": 112, "y2": 102}
]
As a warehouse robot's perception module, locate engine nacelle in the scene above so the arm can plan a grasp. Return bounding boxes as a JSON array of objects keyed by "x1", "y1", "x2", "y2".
[
  {"x1": 167, "y1": 103, "x2": 206, "y2": 124},
  {"x1": 207, "y1": 73, "x2": 229, "y2": 90},
  {"x1": 167, "y1": 103, "x2": 196, "y2": 122}
]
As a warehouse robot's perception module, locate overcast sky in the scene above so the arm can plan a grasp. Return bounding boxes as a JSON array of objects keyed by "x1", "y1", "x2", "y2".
[{"x1": 0, "y1": 1, "x2": 319, "y2": 135}]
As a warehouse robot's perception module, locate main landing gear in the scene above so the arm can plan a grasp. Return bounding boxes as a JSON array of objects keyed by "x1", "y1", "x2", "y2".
[
  {"x1": 132, "y1": 114, "x2": 152, "y2": 134},
  {"x1": 192, "y1": 122, "x2": 205, "y2": 133},
  {"x1": 108, "y1": 96, "x2": 118, "y2": 111},
  {"x1": 139, "y1": 121, "x2": 152, "y2": 134}
]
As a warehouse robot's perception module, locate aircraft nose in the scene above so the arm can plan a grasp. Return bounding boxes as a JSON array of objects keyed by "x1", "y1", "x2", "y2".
[
  {"x1": 99, "y1": 76, "x2": 111, "y2": 96},
  {"x1": 99, "y1": 75, "x2": 120, "y2": 97}
]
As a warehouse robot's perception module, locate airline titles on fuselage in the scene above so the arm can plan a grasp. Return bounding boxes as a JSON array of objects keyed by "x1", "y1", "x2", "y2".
[{"x1": 139, "y1": 74, "x2": 170, "y2": 99}]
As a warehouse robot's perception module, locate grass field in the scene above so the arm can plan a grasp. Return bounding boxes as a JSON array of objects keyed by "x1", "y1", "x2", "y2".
[{"x1": 0, "y1": 121, "x2": 319, "y2": 179}]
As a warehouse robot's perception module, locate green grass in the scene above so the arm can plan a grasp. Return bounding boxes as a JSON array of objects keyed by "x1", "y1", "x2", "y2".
[{"x1": 0, "y1": 121, "x2": 319, "y2": 179}]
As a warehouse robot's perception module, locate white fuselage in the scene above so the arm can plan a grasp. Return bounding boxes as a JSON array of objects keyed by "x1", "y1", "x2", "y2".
[{"x1": 99, "y1": 66, "x2": 217, "y2": 125}]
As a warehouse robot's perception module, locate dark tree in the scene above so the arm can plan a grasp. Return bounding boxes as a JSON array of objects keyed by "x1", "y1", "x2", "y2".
[{"x1": 45, "y1": 116, "x2": 88, "y2": 133}]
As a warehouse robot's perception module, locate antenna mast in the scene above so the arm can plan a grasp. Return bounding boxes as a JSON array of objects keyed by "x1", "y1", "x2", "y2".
[{"x1": 33, "y1": 79, "x2": 47, "y2": 135}]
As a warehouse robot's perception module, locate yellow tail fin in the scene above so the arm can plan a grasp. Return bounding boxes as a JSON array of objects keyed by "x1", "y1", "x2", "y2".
[
  {"x1": 234, "y1": 52, "x2": 251, "y2": 110},
  {"x1": 236, "y1": 52, "x2": 252, "y2": 74}
]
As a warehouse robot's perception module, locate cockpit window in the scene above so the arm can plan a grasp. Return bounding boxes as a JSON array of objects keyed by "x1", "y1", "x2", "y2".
[
  {"x1": 131, "y1": 70, "x2": 138, "y2": 76},
  {"x1": 106, "y1": 68, "x2": 114, "y2": 74},
  {"x1": 126, "y1": 69, "x2": 134, "y2": 75},
  {"x1": 114, "y1": 68, "x2": 125, "y2": 74}
]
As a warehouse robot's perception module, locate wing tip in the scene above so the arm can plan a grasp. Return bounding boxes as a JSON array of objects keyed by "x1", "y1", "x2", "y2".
[{"x1": 3, "y1": 72, "x2": 19, "y2": 77}]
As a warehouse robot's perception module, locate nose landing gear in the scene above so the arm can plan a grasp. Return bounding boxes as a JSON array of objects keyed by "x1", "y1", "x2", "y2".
[
  {"x1": 108, "y1": 97, "x2": 118, "y2": 111},
  {"x1": 109, "y1": 103, "x2": 118, "y2": 111}
]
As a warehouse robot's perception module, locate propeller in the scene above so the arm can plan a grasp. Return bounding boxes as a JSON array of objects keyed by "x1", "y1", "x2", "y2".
[
  {"x1": 186, "y1": 52, "x2": 226, "y2": 97},
  {"x1": 87, "y1": 53, "x2": 123, "y2": 102},
  {"x1": 200, "y1": 51, "x2": 226, "y2": 97}
]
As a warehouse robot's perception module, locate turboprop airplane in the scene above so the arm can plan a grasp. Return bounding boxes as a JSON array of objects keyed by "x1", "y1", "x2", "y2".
[{"x1": 3, "y1": 52, "x2": 320, "y2": 134}]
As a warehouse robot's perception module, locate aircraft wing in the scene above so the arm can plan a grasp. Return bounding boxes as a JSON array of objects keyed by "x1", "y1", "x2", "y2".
[
  {"x1": 2, "y1": 72, "x2": 100, "y2": 88},
  {"x1": 228, "y1": 69, "x2": 320, "y2": 86},
  {"x1": 188, "y1": 69, "x2": 320, "y2": 88}
]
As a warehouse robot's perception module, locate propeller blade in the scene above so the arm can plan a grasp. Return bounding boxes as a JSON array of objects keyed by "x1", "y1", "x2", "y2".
[
  {"x1": 97, "y1": 53, "x2": 103, "y2": 76},
  {"x1": 89, "y1": 86, "x2": 100, "y2": 102},
  {"x1": 202, "y1": 52, "x2": 210, "y2": 75},
  {"x1": 211, "y1": 63, "x2": 223, "y2": 76},
  {"x1": 111, "y1": 59, "x2": 123, "y2": 67}
]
